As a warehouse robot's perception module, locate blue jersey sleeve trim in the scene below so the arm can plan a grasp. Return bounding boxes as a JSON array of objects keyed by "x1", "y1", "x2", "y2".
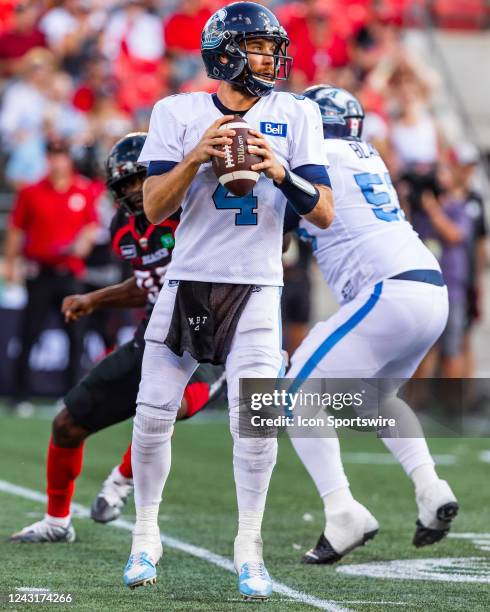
[
  {"x1": 293, "y1": 164, "x2": 331, "y2": 188},
  {"x1": 147, "y1": 161, "x2": 178, "y2": 177}
]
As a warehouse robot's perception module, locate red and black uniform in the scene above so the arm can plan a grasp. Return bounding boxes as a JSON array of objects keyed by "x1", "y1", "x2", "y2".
[
  {"x1": 10, "y1": 175, "x2": 98, "y2": 397},
  {"x1": 65, "y1": 209, "x2": 224, "y2": 434},
  {"x1": 111, "y1": 208, "x2": 179, "y2": 339}
]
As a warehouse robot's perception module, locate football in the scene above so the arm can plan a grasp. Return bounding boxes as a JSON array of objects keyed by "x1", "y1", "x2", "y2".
[{"x1": 212, "y1": 115, "x2": 261, "y2": 197}]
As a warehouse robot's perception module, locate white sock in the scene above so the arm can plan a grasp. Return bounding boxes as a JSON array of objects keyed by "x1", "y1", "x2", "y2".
[
  {"x1": 45, "y1": 513, "x2": 70, "y2": 528},
  {"x1": 410, "y1": 463, "x2": 440, "y2": 492},
  {"x1": 232, "y1": 436, "x2": 277, "y2": 512},
  {"x1": 378, "y1": 396, "x2": 436, "y2": 478},
  {"x1": 381, "y1": 437, "x2": 435, "y2": 478},
  {"x1": 131, "y1": 406, "x2": 174, "y2": 507},
  {"x1": 231, "y1": 431, "x2": 276, "y2": 569},
  {"x1": 234, "y1": 510, "x2": 263, "y2": 569},
  {"x1": 289, "y1": 435, "x2": 349, "y2": 498}
]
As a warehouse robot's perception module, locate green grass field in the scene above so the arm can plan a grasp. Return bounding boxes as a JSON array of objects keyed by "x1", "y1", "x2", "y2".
[{"x1": 0, "y1": 408, "x2": 489, "y2": 611}]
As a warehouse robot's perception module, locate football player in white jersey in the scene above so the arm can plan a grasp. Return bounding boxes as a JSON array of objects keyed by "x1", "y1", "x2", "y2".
[
  {"x1": 123, "y1": 3, "x2": 334, "y2": 599},
  {"x1": 284, "y1": 85, "x2": 458, "y2": 564}
]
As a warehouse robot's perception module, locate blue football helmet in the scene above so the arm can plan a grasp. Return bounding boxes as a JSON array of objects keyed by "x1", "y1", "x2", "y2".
[
  {"x1": 303, "y1": 85, "x2": 365, "y2": 140},
  {"x1": 201, "y1": 2, "x2": 292, "y2": 98}
]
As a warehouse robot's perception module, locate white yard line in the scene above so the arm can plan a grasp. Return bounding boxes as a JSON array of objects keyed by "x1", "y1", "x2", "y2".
[
  {"x1": 342, "y1": 452, "x2": 457, "y2": 465},
  {"x1": 0, "y1": 479, "x2": 349, "y2": 612},
  {"x1": 336, "y1": 602, "x2": 407, "y2": 606}
]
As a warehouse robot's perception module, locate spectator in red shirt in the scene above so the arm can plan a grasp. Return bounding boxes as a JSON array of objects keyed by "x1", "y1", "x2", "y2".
[
  {"x1": 278, "y1": 0, "x2": 350, "y2": 87},
  {"x1": 164, "y1": 0, "x2": 211, "y2": 88},
  {"x1": 4, "y1": 136, "x2": 98, "y2": 401},
  {"x1": 0, "y1": 2, "x2": 46, "y2": 77},
  {"x1": 164, "y1": 0, "x2": 211, "y2": 54}
]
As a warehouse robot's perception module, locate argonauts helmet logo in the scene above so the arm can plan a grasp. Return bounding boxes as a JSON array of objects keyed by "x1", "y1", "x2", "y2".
[
  {"x1": 319, "y1": 94, "x2": 348, "y2": 125},
  {"x1": 202, "y1": 8, "x2": 227, "y2": 49}
]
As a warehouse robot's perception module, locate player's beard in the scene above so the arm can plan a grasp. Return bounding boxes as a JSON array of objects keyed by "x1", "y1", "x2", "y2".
[
  {"x1": 230, "y1": 81, "x2": 257, "y2": 100},
  {"x1": 122, "y1": 190, "x2": 144, "y2": 215}
]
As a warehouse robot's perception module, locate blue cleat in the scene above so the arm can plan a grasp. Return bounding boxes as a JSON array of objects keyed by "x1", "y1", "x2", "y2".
[
  {"x1": 123, "y1": 552, "x2": 157, "y2": 589},
  {"x1": 238, "y1": 562, "x2": 273, "y2": 600}
]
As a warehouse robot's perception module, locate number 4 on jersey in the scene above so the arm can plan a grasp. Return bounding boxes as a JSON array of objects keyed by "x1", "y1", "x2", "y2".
[{"x1": 212, "y1": 184, "x2": 258, "y2": 226}]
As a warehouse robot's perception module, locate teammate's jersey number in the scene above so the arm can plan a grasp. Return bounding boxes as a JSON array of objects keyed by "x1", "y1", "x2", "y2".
[
  {"x1": 212, "y1": 185, "x2": 258, "y2": 226},
  {"x1": 354, "y1": 172, "x2": 402, "y2": 222}
]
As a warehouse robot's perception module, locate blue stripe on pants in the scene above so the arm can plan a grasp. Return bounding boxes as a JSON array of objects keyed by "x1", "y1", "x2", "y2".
[{"x1": 288, "y1": 281, "x2": 383, "y2": 395}]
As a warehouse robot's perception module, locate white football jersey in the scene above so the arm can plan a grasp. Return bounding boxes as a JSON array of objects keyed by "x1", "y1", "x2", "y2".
[
  {"x1": 139, "y1": 91, "x2": 326, "y2": 285},
  {"x1": 299, "y1": 139, "x2": 441, "y2": 303}
]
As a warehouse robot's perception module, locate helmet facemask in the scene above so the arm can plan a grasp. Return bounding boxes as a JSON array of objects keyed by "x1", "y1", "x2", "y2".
[
  {"x1": 108, "y1": 169, "x2": 146, "y2": 216},
  {"x1": 212, "y1": 33, "x2": 292, "y2": 97},
  {"x1": 238, "y1": 35, "x2": 292, "y2": 97}
]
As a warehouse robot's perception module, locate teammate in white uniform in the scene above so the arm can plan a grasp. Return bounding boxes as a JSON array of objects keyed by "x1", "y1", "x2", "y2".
[
  {"x1": 285, "y1": 85, "x2": 458, "y2": 564},
  {"x1": 123, "y1": 3, "x2": 334, "y2": 599}
]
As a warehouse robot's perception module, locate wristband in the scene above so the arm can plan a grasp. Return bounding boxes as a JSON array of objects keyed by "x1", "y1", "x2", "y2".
[{"x1": 274, "y1": 168, "x2": 320, "y2": 216}]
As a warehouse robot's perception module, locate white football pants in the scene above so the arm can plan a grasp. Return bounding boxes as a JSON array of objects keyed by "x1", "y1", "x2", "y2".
[
  {"x1": 287, "y1": 279, "x2": 449, "y2": 497},
  {"x1": 133, "y1": 280, "x2": 283, "y2": 516}
]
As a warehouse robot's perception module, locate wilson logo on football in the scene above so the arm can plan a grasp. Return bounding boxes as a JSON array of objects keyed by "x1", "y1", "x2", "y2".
[{"x1": 212, "y1": 115, "x2": 261, "y2": 197}]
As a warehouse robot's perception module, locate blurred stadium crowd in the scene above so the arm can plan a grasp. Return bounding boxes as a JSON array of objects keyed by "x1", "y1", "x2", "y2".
[{"x1": 0, "y1": 0, "x2": 489, "y2": 404}]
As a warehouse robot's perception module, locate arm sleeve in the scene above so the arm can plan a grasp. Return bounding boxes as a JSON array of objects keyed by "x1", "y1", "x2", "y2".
[
  {"x1": 138, "y1": 98, "x2": 184, "y2": 166},
  {"x1": 289, "y1": 98, "x2": 329, "y2": 169},
  {"x1": 293, "y1": 164, "x2": 331, "y2": 187},
  {"x1": 147, "y1": 160, "x2": 178, "y2": 177}
]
